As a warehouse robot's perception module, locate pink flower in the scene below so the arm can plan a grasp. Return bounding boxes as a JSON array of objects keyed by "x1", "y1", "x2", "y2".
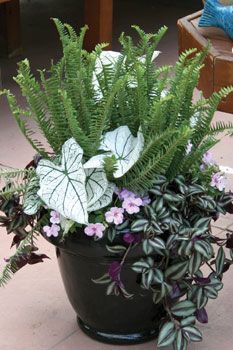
[
  {"x1": 84, "y1": 223, "x2": 105, "y2": 238},
  {"x1": 186, "y1": 140, "x2": 193, "y2": 155},
  {"x1": 50, "y1": 210, "x2": 60, "y2": 224},
  {"x1": 210, "y1": 172, "x2": 227, "y2": 191},
  {"x1": 122, "y1": 196, "x2": 143, "y2": 214},
  {"x1": 105, "y1": 207, "x2": 124, "y2": 225},
  {"x1": 43, "y1": 224, "x2": 60, "y2": 237},
  {"x1": 202, "y1": 152, "x2": 216, "y2": 166}
]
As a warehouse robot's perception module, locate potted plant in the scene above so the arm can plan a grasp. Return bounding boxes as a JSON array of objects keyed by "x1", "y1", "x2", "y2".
[{"x1": 1, "y1": 20, "x2": 233, "y2": 350}]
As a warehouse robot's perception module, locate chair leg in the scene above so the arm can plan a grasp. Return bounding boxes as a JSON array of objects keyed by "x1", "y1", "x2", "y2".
[
  {"x1": 84, "y1": 0, "x2": 113, "y2": 51},
  {"x1": 0, "y1": 0, "x2": 21, "y2": 58}
]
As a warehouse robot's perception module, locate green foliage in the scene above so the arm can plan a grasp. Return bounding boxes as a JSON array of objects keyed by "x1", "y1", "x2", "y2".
[
  {"x1": 0, "y1": 230, "x2": 35, "y2": 287},
  {"x1": 0, "y1": 167, "x2": 34, "y2": 199},
  {"x1": 1, "y1": 21, "x2": 233, "y2": 350},
  {"x1": 2, "y1": 21, "x2": 232, "y2": 191},
  {"x1": 94, "y1": 174, "x2": 233, "y2": 350}
]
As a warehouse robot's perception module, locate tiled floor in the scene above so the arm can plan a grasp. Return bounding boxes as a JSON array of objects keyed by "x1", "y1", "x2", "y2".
[{"x1": 0, "y1": 1, "x2": 233, "y2": 349}]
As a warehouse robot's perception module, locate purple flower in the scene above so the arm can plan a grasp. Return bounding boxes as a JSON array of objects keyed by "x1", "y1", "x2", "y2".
[
  {"x1": 141, "y1": 195, "x2": 151, "y2": 206},
  {"x1": 108, "y1": 261, "x2": 122, "y2": 283},
  {"x1": 210, "y1": 172, "x2": 227, "y2": 191},
  {"x1": 43, "y1": 224, "x2": 60, "y2": 237},
  {"x1": 123, "y1": 233, "x2": 135, "y2": 244},
  {"x1": 117, "y1": 188, "x2": 137, "y2": 201},
  {"x1": 200, "y1": 164, "x2": 206, "y2": 172},
  {"x1": 84, "y1": 223, "x2": 105, "y2": 238},
  {"x1": 123, "y1": 232, "x2": 142, "y2": 244},
  {"x1": 50, "y1": 210, "x2": 60, "y2": 224},
  {"x1": 122, "y1": 196, "x2": 143, "y2": 214},
  {"x1": 186, "y1": 140, "x2": 193, "y2": 155},
  {"x1": 202, "y1": 151, "x2": 216, "y2": 166},
  {"x1": 105, "y1": 207, "x2": 124, "y2": 225}
]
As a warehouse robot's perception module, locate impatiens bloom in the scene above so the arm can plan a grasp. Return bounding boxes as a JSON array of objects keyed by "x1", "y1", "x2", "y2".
[
  {"x1": 43, "y1": 224, "x2": 60, "y2": 237},
  {"x1": 202, "y1": 151, "x2": 216, "y2": 166},
  {"x1": 186, "y1": 140, "x2": 193, "y2": 155},
  {"x1": 50, "y1": 210, "x2": 60, "y2": 224},
  {"x1": 84, "y1": 223, "x2": 105, "y2": 238},
  {"x1": 105, "y1": 207, "x2": 124, "y2": 225},
  {"x1": 122, "y1": 196, "x2": 143, "y2": 214},
  {"x1": 210, "y1": 172, "x2": 227, "y2": 191}
]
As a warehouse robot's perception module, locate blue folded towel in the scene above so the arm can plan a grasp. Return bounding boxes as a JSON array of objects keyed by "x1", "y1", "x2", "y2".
[{"x1": 199, "y1": 0, "x2": 233, "y2": 39}]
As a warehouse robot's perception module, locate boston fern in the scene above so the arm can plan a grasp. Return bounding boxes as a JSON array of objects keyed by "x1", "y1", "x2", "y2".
[{"x1": 1, "y1": 20, "x2": 233, "y2": 350}]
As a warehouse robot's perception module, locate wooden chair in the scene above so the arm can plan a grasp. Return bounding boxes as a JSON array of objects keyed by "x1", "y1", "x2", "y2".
[
  {"x1": 0, "y1": 0, "x2": 21, "y2": 57},
  {"x1": 178, "y1": 10, "x2": 233, "y2": 113},
  {"x1": 0, "y1": 0, "x2": 113, "y2": 58}
]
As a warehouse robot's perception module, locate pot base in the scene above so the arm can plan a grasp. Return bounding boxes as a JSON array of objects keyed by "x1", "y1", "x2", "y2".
[{"x1": 77, "y1": 317, "x2": 158, "y2": 345}]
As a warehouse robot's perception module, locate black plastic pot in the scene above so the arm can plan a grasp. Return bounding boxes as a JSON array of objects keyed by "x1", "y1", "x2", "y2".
[{"x1": 47, "y1": 231, "x2": 164, "y2": 345}]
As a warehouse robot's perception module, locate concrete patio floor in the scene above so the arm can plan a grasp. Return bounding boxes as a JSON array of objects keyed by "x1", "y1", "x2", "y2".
[{"x1": 0, "y1": 0, "x2": 233, "y2": 349}]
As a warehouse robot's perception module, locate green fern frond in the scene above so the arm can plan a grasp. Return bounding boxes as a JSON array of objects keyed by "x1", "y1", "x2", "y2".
[
  {"x1": 120, "y1": 127, "x2": 192, "y2": 191},
  {"x1": 0, "y1": 167, "x2": 35, "y2": 199}
]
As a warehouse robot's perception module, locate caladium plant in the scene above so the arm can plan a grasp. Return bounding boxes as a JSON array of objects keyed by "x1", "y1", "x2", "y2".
[{"x1": 1, "y1": 20, "x2": 233, "y2": 350}]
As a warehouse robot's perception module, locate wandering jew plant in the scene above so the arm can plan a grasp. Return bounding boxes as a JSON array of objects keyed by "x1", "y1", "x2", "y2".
[{"x1": 1, "y1": 20, "x2": 233, "y2": 350}]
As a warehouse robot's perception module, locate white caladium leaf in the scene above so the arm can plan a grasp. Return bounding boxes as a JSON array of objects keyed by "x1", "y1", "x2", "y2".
[
  {"x1": 83, "y1": 153, "x2": 110, "y2": 169},
  {"x1": 87, "y1": 183, "x2": 115, "y2": 212},
  {"x1": 84, "y1": 126, "x2": 144, "y2": 178},
  {"x1": 101, "y1": 126, "x2": 144, "y2": 178},
  {"x1": 85, "y1": 168, "x2": 109, "y2": 208},
  {"x1": 93, "y1": 51, "x2": 122, "y2": 100},
  {"x1": 36, "y1": 138, "x2": 88, "y2": 224},
  {"x1": 23, "y1": 176, "x2": 42, "y2": 215}
]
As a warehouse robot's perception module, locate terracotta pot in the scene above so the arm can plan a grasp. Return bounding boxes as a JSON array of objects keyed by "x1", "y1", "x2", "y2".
[{"x1": 46, "y1": 231, "x2": 164, "y2": 345}]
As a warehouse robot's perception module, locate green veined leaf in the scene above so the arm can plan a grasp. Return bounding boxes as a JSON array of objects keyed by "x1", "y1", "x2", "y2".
[
  {"x1": 171, "y1": 300, "x2": 196, "y2": 317},
  {"x1": 106, "y1": 245, "x2": 126, "y2": 254},
  {"x1": 194, "y1": 240, "x2": 212, "y2": 259},
  {"x1": 194, "y1": 217, "x2": 211, "y2": 229},
  {"x1": 215, "y1": 247, "x2": 225, "y2": 276},
  {"x1": 157, "y1": 321, "x2": 177, "y2": 348},
  {"x1": 149, "y1": 237, "x2": 166, "y2": 250},
  {"x1": 92, "y1": 273, "x2": 111, "y2": 284},
  {"x1": 180, "y1": 316, "x2": 196, "y2": 327},
  {"x1": 182, "y1": 325, "x2": 202, "y2": 342},
  {"x1": 195, "y1": 287, "x2": 207, "y2": 309},
  {"x1": 165, "y1": 261, "x2": 189, "y2": 280},
  {"x1": 204, "y1": 285, "x2": 218, "y2": 299},
  {"x1": 131, "y1": 219, "x2": 149, "y2": 232},
  {"x1": 153, "y1": 269, "x2": 164, "y2": 284},
  {"x1": 189, "y1": 251, "x2": 202, "y2": 275},
  {"x1": 132, "y1": 260, "x2": 151, "y2": 273},
  {"x1": 173, "y1": 329, "x2": 188, "y2": 350}
]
